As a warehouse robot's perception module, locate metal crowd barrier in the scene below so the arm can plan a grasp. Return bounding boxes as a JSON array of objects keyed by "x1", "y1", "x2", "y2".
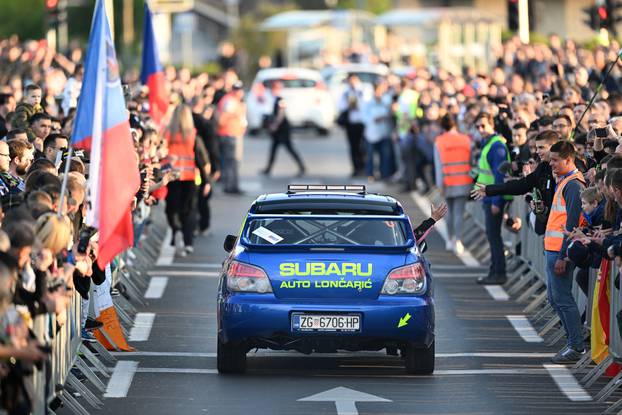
[
  {"x1": 27, "y1": 206, "x2": 168, "y2": 414},
  {"x1": 452, "y1": 194, "x2": 622, "y2": 412}
]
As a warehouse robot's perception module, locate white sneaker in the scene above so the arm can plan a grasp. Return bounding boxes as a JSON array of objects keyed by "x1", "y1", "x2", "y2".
[
  {"x1": 174, "y1": 232, "x2": 184, "y2": 251},
  {"x1": 445, "y1": 240, "x2": 453, "y2": 251},
  {"x1": 185, "y1": 246, "x2": 194, "y2": 255},
  {"x1": 454, "y1": 240, "x2": 465, "y2": 256}
]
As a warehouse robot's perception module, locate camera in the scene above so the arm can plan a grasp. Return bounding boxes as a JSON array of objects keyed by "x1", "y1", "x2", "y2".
[
  {"x1": 47, "y1": 278, "x2": 67, "y2": 293},
  {"x1": 77, "y1": 226, "x2": 98, "y2": 254},
  {"x1": 607, "y1": 243, "x2": 622, "y2": 259},
  {"x1": 595, "y1": 127, "x2": 609, "y2": 138}
]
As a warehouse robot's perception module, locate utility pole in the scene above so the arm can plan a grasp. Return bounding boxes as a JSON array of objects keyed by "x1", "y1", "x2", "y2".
[
  {"x1": 122, "y1": 0, "x2": 134, "y2": 48},
  {"x1": 518, "y1": 0, "x2": 529, "y2": 44},
  {"x1": 104, "y1": 0, "x2": 114, "y2": 39}
]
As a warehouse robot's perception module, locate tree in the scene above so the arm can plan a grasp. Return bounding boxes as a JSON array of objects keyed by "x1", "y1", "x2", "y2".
[
  {"x1": 294, "y1": 0, "x2": 391, "y2": 14},
  {"x1": 0, "y1": 0, "x2": 46, "y2": 39}
]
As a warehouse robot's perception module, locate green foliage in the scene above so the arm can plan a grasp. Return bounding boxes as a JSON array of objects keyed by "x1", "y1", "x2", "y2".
[
  {"x1": 231, "y1": 3, "x2": 294, "y2": 81},
  {"x1": 294, "y1": 0, "x2": 391, "y2": 14},
  {"x1": 334, "y1": 0, "x2": 391, "y2": 14},
  {"x1": 0, "y1": 0, "x2": 46, "y2": 39}
]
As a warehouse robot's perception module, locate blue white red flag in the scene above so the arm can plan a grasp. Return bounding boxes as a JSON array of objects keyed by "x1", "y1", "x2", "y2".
[
  {"x1": 141, "y1": 2, "x2": 168, "y2": 125},
  {"x1": 71, "y1": 0, "x2": 140, "y2": 268}
]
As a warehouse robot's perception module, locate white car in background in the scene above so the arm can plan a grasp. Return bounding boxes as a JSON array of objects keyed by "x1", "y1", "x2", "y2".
[
  {"x1": 321, "y1": 63, "x2": 390, "y2": 108},
  {"x1": 246, "y1": 68, "x2": 335, "y2": 136}
]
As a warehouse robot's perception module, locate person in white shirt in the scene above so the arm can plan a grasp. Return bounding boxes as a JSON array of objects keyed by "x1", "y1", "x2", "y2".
[
  {"x1": 338, "y1": 75, "x2": 367, "y2": 177},
  {"x1": 362, "y1": 82, "x2": 393, "y2": 181},
  {"x1": 61, "y1": 64, "x2": 83, "y2": 118}
]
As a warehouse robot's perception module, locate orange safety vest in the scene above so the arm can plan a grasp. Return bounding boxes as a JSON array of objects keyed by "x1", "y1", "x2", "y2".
[
  {"x1": 166, "y1": 130, "x2": 196, "y2": 182},
  {"x1": 435, "y1": 131, "x2": 472, "y2": 187},
  {"x1": 217, "y1": 92, "x2": 246, "y2": 138},
  {"x1": 544, "y1": 170, "x2": 585, "y2": 251}
]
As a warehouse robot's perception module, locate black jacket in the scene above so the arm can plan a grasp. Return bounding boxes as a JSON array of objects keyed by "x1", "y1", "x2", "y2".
[{"x1": 486, "y1": 161, "x2": 554, "y2": 235}]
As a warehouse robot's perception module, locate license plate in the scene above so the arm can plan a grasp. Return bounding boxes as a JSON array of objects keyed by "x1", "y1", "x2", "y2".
[{"x1": 292, "y1": 314, "x2": 361, "y2": 332}]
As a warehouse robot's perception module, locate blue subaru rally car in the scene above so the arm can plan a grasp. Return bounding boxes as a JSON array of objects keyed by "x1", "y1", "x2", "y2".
[{"x1": 217, "y1": 185, "x2": 435, "y2": 374}]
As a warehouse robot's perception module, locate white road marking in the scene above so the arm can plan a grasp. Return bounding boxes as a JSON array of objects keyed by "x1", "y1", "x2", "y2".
[
  {"x1": 110, "y1": 351, "x2": 554, "y2": 359},
  {"x1": 409, "y1": 191, "x2": 480, "y2": 267},
  {"x1": 156, "y1": 228, "x2": 174, "y2": 266},
  {"x1": 100, "y1": 366, "x2": 563, "y2": 378},
  {"x1": 485, "y1": 285, "x2": 510, "y2": 301},
  {"x1": 129, "y1": 313, "x2": 156, "y2": 342},
  {"x1": 506, "y1": 315, "x2": 543, "y2": 343},
  {"x1": 148, "y1": 270, "x2": 221, "y2": 278},
  {"x1": 104, "y1": 360, "x2": 138, "y2": 398},
  {"x1": 144, "y1": 277, "x2": 168, "y2": 299},
  {"x1": 299, "y1": 387, "x2": 390, "y2": 415},
  {"x1": 543, "y1": 364, "x2": 592, "y2": 401},
  {"x1": 137, "y1": 368, "x2": 218, "y2": 374},
  {"x1": 155, "y1": 262, "x2": 223, "y2": 269}
]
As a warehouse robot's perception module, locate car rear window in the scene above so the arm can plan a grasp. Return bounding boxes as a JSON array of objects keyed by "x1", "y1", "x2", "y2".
[
  {"x1": 262, "y1": 78, "x2": 317, "y2": 89},
  {"x1": 349, "y1": 72, "x2": 382, "y2": 84},
  {"x1": 244, "y1": 217, "x2": 409, "y2": 247}
]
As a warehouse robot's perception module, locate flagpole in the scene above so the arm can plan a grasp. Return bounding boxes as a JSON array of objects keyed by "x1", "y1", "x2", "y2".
[{"x1": 57, "y1": 146, "x2": 74, "y2": 217}]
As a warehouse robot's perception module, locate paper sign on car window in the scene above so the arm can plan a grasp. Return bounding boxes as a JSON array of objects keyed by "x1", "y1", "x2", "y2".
[{"x1": 252, "y1": 226, "x2": 284, "y2": 244}]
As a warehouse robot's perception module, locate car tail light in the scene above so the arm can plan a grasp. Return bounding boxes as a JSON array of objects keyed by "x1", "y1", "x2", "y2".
[
  {"x1": 226, "y1": 261, "x2": 272, "y2": 293},
  {"x1": 381, "y1": 263, "x2": 426, "y2": 295},
  {"x1": 315, "y1": 81, "x2": 327, "y2": 90}
]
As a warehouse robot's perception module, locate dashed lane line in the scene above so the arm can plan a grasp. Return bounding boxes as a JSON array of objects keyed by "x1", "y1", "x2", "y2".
[
  {"x1": 104, "y1": 360, "x2": 138, "y2": 398},
  {"x1": 409, "y1": 191, "x2": 480, "y2": 267},
  {"x1": 484, "y1": 285, "x2": 510, "y2": 301},
  {"x1": 543, "y1": 364, "x2": 592, "y2": 401},
  {"x1": 129, "y1": 313, "x2": 156, "y2": 342},
  {"x1": 144, "y1": 277, "x2": 168, "y2": 299},
  {"x1": 506, "y1": 315, "x2": 543, "y2": 343}
]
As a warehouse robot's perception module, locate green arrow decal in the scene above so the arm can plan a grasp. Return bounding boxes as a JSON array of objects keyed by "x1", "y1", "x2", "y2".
[{"x1": 398, "y1": 313, "x2": 411, "y2": 328}]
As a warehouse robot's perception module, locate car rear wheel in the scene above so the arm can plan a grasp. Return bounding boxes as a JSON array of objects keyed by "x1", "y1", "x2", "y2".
[
  {"x1": 217, "y1": 338, "x2": 247, "y2": 374},
  {"x1": 403, "y1": 341, "x2": 434, "y2": 375}
]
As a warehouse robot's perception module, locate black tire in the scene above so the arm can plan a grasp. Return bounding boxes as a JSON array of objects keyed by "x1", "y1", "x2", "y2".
[
  {"x1": 316, "y1": 127, "x2": 329, "y2": 136},
  {"x1": 403, "y1": 341, "x2": 434, "y2": 375},
  {"x1": 217, "y1": 338, "x2": 247, "y2": 374}
]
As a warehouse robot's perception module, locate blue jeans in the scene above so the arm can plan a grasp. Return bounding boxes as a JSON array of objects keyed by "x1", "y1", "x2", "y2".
[
  {"x1": 545, "y1": 250, "x2": 582, "y2": 349},
  {"x1": 365, "y1": 138, "x2": 392, "y2": 178},
  {"x1": 483, "y1": 202, "x2": 506, "y2": 277},
  {"x1": 218, "y1": 136, "x2": 239, "y2": 192}
]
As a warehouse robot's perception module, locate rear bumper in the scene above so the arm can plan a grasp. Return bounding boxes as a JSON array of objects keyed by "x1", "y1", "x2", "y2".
[{"x1": 218, "y1": 294, "x2": 434, "y2": 351}]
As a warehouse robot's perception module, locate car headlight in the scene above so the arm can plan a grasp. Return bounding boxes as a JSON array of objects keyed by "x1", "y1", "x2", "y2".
[
  {"x1": 380, "y1": 262, "x2": 426, "y2": 295},
  {"x1": 226, "y1": 261, "x2": 273, "y2": 293}
]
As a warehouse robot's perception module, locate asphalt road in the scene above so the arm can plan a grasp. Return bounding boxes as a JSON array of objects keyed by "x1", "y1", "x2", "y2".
[{"x1": 66, "y1": 129, "x2": 614, "y2": 414}]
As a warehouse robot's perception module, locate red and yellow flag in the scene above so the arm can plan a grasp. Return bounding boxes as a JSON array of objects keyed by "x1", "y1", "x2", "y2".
[{"x1": 591, "y1": 259, "x2": 621, "y2": 377}]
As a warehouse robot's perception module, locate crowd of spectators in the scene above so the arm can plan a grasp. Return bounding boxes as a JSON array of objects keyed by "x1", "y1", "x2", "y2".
[
  {"x1": 334, "y1": 34, "x2": 622, "y2": 365},
  {"x1": 0, "y1": 35, "x2": 241, "y2": 413},
  {"x1": 5, "y1": 21, "x2": 622, "y2": 411}
]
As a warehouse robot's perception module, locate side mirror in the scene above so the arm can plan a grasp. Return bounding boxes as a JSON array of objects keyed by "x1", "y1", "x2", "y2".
[
  {"x1": 418, "y1": 241, "x2": 428, "y2": 254},
  {"x1": 223, "y1": 234, "x2": 237, "y2": 253}
]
